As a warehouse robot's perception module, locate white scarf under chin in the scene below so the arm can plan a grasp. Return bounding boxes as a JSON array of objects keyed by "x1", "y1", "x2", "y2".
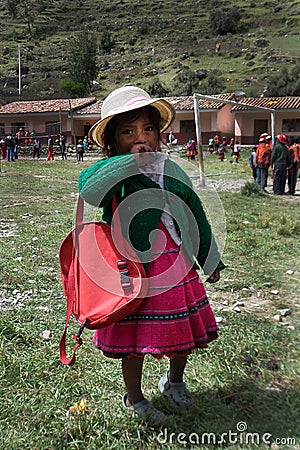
[{"x1": 139, "y1": 152, "x2": 182, "y2": 246}]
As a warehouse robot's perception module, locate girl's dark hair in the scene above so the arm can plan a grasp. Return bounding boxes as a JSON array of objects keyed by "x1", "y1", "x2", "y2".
[{"x1": 102, "y1": 105, "x2": 161, "y2": 157}]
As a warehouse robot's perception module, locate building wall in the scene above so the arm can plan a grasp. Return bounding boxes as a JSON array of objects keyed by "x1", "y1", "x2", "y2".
[
  {"x1": 0, "y1": 113, "x2": 73, "y2": 144},
  {"x1": 1, "y1": 103, "x2": 299, "y2": 148},
  {"x1": 162, "y1": 108, "x2": 235, "y2": 145},
  {"x1": 235, "y1": 110, "x2": 300, "y2": 145}
]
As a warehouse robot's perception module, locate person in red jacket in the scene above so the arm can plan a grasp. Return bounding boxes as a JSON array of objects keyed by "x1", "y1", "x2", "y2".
[
  {"x1": 255, "y1": 137, "x2": 272, "y2": 191},
  {"x1": 288, "y1": 139, "x2": 300, "y2": 195}
]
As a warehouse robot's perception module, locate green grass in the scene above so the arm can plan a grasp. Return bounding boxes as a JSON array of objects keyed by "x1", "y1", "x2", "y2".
[{"x1": 0, "y1": 153, "x2": 299, "y2": 449}]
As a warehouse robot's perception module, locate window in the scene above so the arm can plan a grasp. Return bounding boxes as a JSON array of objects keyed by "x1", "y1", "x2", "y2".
[
  {"x1": 45, "y1": 121, "x2": 60, "y2": 136},
  {"x1": 282, "y1": 118, "x2": 300, "y2": 132},
  {"x1": 0, "y1": 123, "x2": 4, "y2": 137},
  {"x1": 180, "y1": 120, "x2": 195, "y2": 134},
  {"x1": 11, "y1": 122, "x2": 26, "y2": 135}
]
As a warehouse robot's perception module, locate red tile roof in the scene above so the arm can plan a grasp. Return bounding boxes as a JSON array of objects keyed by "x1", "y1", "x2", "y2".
[
  {"x1": 74, "y1": 93, "x2": 236, "y2": 116},
  {"x1": 0, "y1": 98, "x2": 97, "y2": 115},
  {"x1": 74, "y1": 100, "x2": 103, "y2": 115},
  {"x1": 1, "y1": 95, "x2": 299, "y2": 117},
  {"x1": 232, "y1": 96, "x2": 300, "y2": 111},
  {"x1": 166, "y1": 93, "x2": 235, "y2": 111}
]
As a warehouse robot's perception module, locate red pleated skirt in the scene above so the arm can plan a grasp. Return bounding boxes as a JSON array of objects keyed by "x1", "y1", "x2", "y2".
[{"x1": 92, "y1": 222, "x2": 218, "y2": 359}]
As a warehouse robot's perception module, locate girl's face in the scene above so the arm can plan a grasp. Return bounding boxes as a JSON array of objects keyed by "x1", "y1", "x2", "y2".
[{"x1": 115, "y1": 110, "x2": 159, "y2": 155}]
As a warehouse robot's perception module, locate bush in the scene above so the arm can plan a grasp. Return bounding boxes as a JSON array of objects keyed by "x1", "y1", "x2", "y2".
[
  {"x1": 59, "y1": 79, "x2": 86, "y2": 97},
  {"x1": 147, "y1": 78, "x2": 169, "y2": 97},
  {"x1": 241, "y1": 181, "x2": 264, "y2": 196},
  {"x1": 99, "y1": 31, "x2": 115, "y2": 54},
  {"x1": 210, "y1": 8, "x2": 242, "y2": 35}
]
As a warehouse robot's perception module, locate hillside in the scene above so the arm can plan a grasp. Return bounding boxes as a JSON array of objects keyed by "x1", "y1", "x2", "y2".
[{"x1": 0, "y1": 0, "x2": 299, "y2": 102}]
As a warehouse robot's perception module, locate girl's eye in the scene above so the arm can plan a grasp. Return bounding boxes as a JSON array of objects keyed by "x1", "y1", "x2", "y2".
[
  {"x1": 121, "y1": 129, "x2": 134, "y2": 135},
  {"x1": 145, "y1": 125, "x2": 154, "y2": 132}
]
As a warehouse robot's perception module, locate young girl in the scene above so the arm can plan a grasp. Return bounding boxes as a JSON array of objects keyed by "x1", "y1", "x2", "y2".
[
  {"x1": 186, "y1": 138, "x2": 196, "y2": 160},
  {"x1": 78, "y1": 86, "x2": 225, "y2": 425},
  {"x1": 47, "y1": 136, "x2": 54, "y2": 160},
  {"x1": 231, "y1": 141, "x2": 241, "y2": 163}
]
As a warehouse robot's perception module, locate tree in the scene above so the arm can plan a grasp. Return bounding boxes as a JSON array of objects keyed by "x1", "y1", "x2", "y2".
[
  {"x1": 210, "y1": 8, "x2": 242, "y2": 35},
  {"x1": 173, "y1": 68, "x2": 224, "y2": 96},
  {"x1": 199, "y1": 71, "x2": 225, "y2": 95},
  {"x1": 173, "y1": 69, "x2": 204, "y2": 96},
  {"x1": 100, "y1": 31, "x2": 115, "y2": 54},
  {"x1": 6, "y1": 0, "x2": 36, "y2": 36},
  {"x1": 6, "y1": 0, "x2": 18, "y2": 16},
  {"x1": 67, "y1": 29, "x2": 98, "y2": 94},
  {"x1": 264, "y1": 62, "x2": 300, "y2": 96},
  {"x1": 147, "y1": 78, "x2": 169, "y2": 97},
  {"x1": 58, "y1": 79, "x2": 86, "y2": 98}
]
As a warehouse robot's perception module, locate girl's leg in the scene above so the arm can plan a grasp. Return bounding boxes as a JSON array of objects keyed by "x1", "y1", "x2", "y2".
[
  {"x1": 122, "y1": 356, "x2": 144, "y2": 405},
  {"x1": 169, "y1": 354, "x2": 188, "y2": 382},
  {"x1": 158, "y1": 353, "x2": 194, "y2": 407}
]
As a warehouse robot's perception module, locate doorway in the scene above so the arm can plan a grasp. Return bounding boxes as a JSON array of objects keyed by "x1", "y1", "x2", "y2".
[{"x1": 254, "y1": 119, "x2": 268, "y2": 143}]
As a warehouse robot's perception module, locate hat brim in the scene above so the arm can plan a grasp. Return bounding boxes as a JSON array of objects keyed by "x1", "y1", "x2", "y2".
[{"x1": 89, "y1": 98, "x2": 176, "y2": 149}]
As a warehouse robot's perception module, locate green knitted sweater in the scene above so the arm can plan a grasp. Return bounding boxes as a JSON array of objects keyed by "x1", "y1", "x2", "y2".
[{"x1": 78, "y1": 153, "x2": 225, "y2": 275}]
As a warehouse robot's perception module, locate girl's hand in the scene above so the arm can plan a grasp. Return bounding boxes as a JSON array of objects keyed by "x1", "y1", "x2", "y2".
[
  {"x1": 206, "y1": 268, "x2": 220, "y2": 284},
  {"x1": 131, "y1": 145, "x2": 157, "y2": 166},
  {"x1": 130, "y1": 143, "x2": 153, "y2": 154}
]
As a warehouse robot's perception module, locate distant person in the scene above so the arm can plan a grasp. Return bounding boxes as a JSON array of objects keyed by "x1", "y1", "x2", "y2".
[
  {"x1": 266, "y1": 134, "x2": 273, "y2": 151},
  {"x1": 288, "y1": 139, "x2": 300, "y2": 195},
  {"x1": 186, "y1": 138, "x2": 196, "y2": 160},
  {"x1": 60, "y1": 133, "x2": 67, "y2": 160},
  {"x1": 168, "y1": 130, "x2": 177, "y2": 145},
  {"x1": 222, "y1": 136, "x2": 227, "y2": 150},
  {"x1": 208, "y1": 137, "x2": 214, "y2": 154},
  {"x1": 5, "y1": 134, "x2": 14, "y2": 162},
  {"x1": 229, "y1": 137, "x2": 235, "y2": 153},
  {"x1": 16, "y1": 128, "x2": 23, "y2": 146},
  {"x1": 218, "y1": 145, "x2": 225, "y2": 161},
  {"x1": 249, "y1": 146, "x2": 258, "y2": 182},
  {"x1": 13, "y1": 136, "x2": 19, "y2": 160},
  {"x1": 255, "y1": 137, "x2": 271, "y2": 190},
  {"x1": 33, "y1": 138, "x2": 41, "y2": 159},
  {"x1": 76, "y1": 139, "x2": 84, "y2": 162},
  {"x1": 213, "y1": 134, "x2": 220, "y2": 153},
  {"x1": 231, "y1": 141, "x2": 241, "y2": 163},
  {"x1": 83, "y1": 136, "x2": 89, "y2": 153},
  {"x1": 47, "y1": 136, "x2": 54, "y2": 160},
  {"x1": 271, "y1": 134, "x2": 291, "y2": 195},
  {"x1": 24, "y1": 130, "x2": 30, "y2": 144},
  {"x1": 1, "y1": 138, "x2": 6, "y2": 160},
  {"x1": 30, "y1": 130, "x2": 36, "y2": 143}
]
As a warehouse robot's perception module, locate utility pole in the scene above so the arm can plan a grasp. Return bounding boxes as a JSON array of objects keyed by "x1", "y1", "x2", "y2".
[
  {"x1": 193, "y1": 94, "x2": 205, "y2": 186},
  {"x1": 18, "y1": 43, "x2": 21, "y2": 99}
]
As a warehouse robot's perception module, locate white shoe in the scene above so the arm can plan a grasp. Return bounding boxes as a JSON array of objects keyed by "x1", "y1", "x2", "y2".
[{"x1": 158, "y1": 371, "x2": 194, "y2": 408}]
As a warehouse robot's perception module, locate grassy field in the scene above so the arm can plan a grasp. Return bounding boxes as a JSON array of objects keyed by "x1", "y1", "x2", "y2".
[{"x1": 0, "y1": 150, "x2": 299, "y2": 449}]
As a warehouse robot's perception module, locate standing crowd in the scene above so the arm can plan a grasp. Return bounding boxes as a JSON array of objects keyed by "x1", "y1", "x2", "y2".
[
  {"x1": 249, "y1": 133, "x2": 299, "y2": 196},
  {"x1": 1, "y1": 128, "x2": 93, "y2": 163},
  {"x1": 203, "y1": 132, "x2": 299, "y2": 195}
]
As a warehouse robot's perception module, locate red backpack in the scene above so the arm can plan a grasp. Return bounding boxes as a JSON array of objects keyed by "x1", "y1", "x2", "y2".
[{"x1": 59, "y1": 196, "x2": 147, "y2": 366}]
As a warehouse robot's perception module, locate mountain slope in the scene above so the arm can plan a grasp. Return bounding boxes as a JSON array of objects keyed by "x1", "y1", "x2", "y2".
[{"x1": 0, "y1": 0, "x2": 299, "y2": 102}]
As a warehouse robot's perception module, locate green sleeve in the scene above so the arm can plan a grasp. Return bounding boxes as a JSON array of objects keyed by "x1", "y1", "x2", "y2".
[
  {"x1": 165, "y1": 160, "x2": 225, "y2": 274},
  {"x1": 78, "y1": 153, "x2": 138, "y2": 207}
]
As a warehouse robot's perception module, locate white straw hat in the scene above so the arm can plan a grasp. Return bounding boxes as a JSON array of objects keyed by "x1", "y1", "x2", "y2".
[{"x1": 89, "y1": 85, "x2": 176, "y2": 148}]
